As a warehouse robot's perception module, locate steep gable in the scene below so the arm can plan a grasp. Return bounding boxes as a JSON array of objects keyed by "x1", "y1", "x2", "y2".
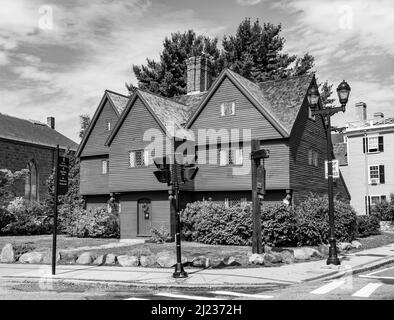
[{"x1": 77, "y1": 90, "x2": 129, "y2": 157}]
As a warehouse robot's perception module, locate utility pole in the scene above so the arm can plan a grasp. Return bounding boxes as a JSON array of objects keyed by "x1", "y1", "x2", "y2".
[{"x1": 250, "y1": 139, "x2": 269, "y2": 254}]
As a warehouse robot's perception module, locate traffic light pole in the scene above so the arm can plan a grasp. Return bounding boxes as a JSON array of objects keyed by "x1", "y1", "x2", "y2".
[{"x1": 172, "y1": 156, "x2": 187, "y2": 278}]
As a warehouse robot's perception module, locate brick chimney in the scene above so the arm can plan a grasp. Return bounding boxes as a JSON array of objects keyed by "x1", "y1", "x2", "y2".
[
  {"x1": 47, "y1": 116, "x2": 55, "y2": 129},
  {"x1": 355, "y1": 102, "x2": 367, "y2": 121},
  {"x1": 186, "y1": 54, "x2": 213, "y2": 95}
]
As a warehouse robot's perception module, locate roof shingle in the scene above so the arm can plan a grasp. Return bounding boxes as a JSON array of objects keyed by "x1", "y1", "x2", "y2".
[
  {"x1": 106, "y1": 91, "x2": 130, "y2": 115},
  {"x1": 0, "y1": 113, "x2": 78, "y2": 150}
]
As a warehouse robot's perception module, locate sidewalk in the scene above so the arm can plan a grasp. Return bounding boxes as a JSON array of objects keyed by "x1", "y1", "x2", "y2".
[{"x1": 1, "y1": 243, "x2": 393, "y2": 289}]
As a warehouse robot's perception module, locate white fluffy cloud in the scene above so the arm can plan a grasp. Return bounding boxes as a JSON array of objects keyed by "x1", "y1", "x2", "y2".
[{"x1": 236, "y1": 0, "x2": 262, "y2": 6}]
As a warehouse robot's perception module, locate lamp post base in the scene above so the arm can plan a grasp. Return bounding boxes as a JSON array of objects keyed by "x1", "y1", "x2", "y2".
[
  {"x1": 326, "y1": 238, "x2": 341, "y2": 266},
  {"x1": 173, "y1": 263, "x2": 188, "y2": 278}
]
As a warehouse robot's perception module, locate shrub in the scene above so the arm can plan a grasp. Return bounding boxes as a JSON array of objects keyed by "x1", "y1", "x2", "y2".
[
  {"x1": 371, "y1": 194, "x2": 394, "y2": 221},
  {"x1": 146, "y1": 226, "x2": 172, "y2": 244},
  {"x1": 295, "y1": 194, "x2": 357, "y2": 246},
  {"x1": 356, "y1": 215, "x2": 381, "y2": 237},
  {"x1": 1, "y1": 197, "x2": 52, "y2": 235},
  {"x1": 65, "y1": 206, "x2": 120, "y2": 238}
]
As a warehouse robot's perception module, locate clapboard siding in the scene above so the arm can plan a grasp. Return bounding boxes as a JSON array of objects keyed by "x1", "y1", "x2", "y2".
[
  {"x1": 119, "y1": 191, "x2": 171, "y2": 238},
  {"x1": 190, "y1": 77, "x2": 282, "y2": 140},
  {"x1": 193, "y1": 140, "x2": 289, "y2": 191},
  {"x1": 109, "y1": 98, "x2": 168, "y2": 192},
  {"x1": 289, "y1": 98, "x2": 330, "y2": 204},
  {"x1": 80, "y1": 157, "x2": 109, "y2": 195},
  {"x1": 85, "y1": 195, "x2": 108, "y2": 211},
  {"x1": 81, "y1": 100, "x2": 118, "y2": 157}
]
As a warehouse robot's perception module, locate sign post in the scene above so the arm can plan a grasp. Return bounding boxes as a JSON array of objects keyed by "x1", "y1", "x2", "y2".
[
  {"x1": 250, "y1": 139, "x2": 269, "y2": 254},
  {"x1": 52, "y1": 145, "x2": 69, "y2": 275}
]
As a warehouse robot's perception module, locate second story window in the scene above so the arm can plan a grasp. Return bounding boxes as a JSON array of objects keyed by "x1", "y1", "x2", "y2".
[
  {"x1": 308, "y1": 149, "x2": 319, "y2": 167},
  {"x1": 101, "y1": 160, "x2": 109, "y2": 174},
  {"x1": 106, "y1": 121, "x2": 111, "y2": 131},
  {"x1": 129, "y1": 150, "x2": 149, "y2": 168},
  {"x1": 364, "y1": 136, "x2": 384, "y2": 153},
  {"x1": 369, "y1": 165, "x2": 385, "y2": 184},
  {"x1": 220, "y1": 102, "x2": 235, "y2": 117},
  {"x1": 218, "y1": 143, "x2": 243, "y2": 166}
]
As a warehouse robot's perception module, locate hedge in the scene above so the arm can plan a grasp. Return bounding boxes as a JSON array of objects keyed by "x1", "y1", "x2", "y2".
[
  {"x1": 356, "y1": 215, "x2": 380, "y2": 237},
  {"x1": 181, "y1": 194, "x2": 358, "y2": 247}
]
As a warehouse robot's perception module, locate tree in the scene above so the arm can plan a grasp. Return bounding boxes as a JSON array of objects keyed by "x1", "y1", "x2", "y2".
[
  {"x1": 319, "y1": 80, "x2": 335, "y2": 108},
  {"x1": 222, "y1": 19, "x2": 313, "y2": 82},
  {"x1": 133, "y1": 30, "x2": 221, "y2": 97},
  {"x1": 79, "y1": 114, "x2": 91, "y2": 139}
]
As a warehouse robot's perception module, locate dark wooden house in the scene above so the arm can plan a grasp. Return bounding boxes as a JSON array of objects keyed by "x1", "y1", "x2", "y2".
[{"x1": 78, "y1": 55, "x2": 350, "y2": 239}]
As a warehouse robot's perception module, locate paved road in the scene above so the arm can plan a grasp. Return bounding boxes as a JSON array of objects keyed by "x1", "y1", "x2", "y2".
[{"x1": 0, "y1": 264, "x2": 393, "y2": 300}]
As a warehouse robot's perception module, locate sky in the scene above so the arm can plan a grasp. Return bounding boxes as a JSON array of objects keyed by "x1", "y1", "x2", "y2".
[{"x1": 0, "y1": 0, "x2": 393, "y2": 142}]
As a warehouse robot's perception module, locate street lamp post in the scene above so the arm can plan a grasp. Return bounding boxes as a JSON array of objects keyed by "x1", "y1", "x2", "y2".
[{"x1": 308, "y1": 80, "x2": 351, "y2": 266}]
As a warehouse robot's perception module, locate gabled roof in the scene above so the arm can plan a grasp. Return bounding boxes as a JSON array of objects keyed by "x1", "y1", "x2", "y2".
[
  {"x1": 76, "y1": 90, "x2": 130, "y2": 157},
  {"x1": 105, "y1": 89, "x2": 197, "y2": 146},
  {"x1": 0, "y1": 113, "x2": 78, "y2": 150},
  {"x1": 185, "y1": 68, "x2": 314, "y2": 137}
]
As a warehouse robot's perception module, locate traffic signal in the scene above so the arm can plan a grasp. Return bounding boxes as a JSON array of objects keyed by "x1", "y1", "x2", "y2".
[
  {"x1": 153, "y1": 156, "x2": 171, "y2": 185},
  {"x1": 181, "y1": 164, "x2": 199, "y2": 183}
]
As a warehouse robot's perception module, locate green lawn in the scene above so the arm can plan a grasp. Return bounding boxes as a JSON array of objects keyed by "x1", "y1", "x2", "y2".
[{"x1": 351, "y1": 232, "x2": 394, "y2": 252}]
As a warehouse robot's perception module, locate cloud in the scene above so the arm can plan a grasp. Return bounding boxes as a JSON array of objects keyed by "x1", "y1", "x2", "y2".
[{"x1": 236, "y1": 0, "x2": 262, "y2": 6}]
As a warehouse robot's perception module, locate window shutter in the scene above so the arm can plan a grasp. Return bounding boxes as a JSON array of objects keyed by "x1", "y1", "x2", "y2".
[
  {"x1": 129, "y1": 151, "x2": 135, "y2": 167},
  {"x1": 378, "y1": 136, "x2": 384, "y2": 152},
  {"x1": 235, "y1": 149, "x2": 243, "y2": 165},
  {"x1": 219, "y1": 149, "x2": 227, "y2": 166},
  {"x1": 363, "y1": 138, "x2": 367, "y2": 153},
  {"x1": 144, "y1": 150, "x2": 150, "y2": 166},
  {"x1": 379, "y1": 165, "x2": 385, "y2": 184}
]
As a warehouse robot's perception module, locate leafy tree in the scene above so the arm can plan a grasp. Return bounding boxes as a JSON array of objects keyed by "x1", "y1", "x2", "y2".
[
  {"x1": 133, "y1": 30, "x2": 221, "y2": 97},
  {"x1": 79, "y1": 114, "x2": 91, "y2": 139},
  {"x1": 319, "y1": 80, "x2": 335, "y2": 108},
  {"x1": 222, "y1": 19, "x2": 313, "y2": 82}
]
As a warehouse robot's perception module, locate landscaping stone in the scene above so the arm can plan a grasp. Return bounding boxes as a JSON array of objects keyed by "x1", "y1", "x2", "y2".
[
  {"x1": 140, "y1": 255, "x2": 156, "y2": 267},
  {"x1": 105, "y1": 254, "x2": 117, "y2": 265},
  {"x1": 351, "y1": 241, "x2": 362, "y2": 249},
  {"x1": 192, "y1": 256, "x2": 208, "y2": 268},
  {"x1": 222, "y1": 256, "x2": 241, "y2": 267},
  {"x1": 0, "y1": 244, "x2": 15, "y2": 263},
  {"x1": 117, "y1": 255, "x2": 139, "y2": 267},
  {"x1": 279, "y1": 250, "x2": 295, "y2": 264},
  {"x1": 76, "y1": 252, "x2": 95, "y2": 265},
  {"x1": 318, "y1": 244, "x2": 330, "y2": 256},
  {"x1": 380, "y1": 221, "x2": 394, "y2": 232},
  {"x1": 264, "y1": 245, "x2": 272, "y2": 253},
  {"x1": 156, "y1": 251, "x2": 177, "y2": 268},
  {"x1": 293, "y1": 248, "x2": 321, "y2": 261},
  {"x1": 59, "y1": 251, "x2": 78, "y2": 262},
  {"x1": 249, "y1": 253, "x2": 265, "y2": 265},
  {"x1": 210, "y1": 257, "x2": 225, "y2": 268},
  {"x1": 338, "y1": 242, "x2": 353, "y2": 251},
  {"x1": 93, "y1": 255, "x2": 105, "y2": 266},
  {"x1": 263, "y1": 252, "x2": 283, "y2": 264},
  {"x1": 42, "y1": 252, "x2": 60, "y2": 264},
  {"x1": 19, "y1": 252, "x2": 43, "y2": 264}
]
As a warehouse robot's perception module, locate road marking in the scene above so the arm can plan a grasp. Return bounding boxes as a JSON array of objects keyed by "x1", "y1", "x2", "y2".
[
  {"x1": 211, "y1": 291, "x2": 273, "y2": 299},
  {"x1": 155, "y1": 293, "x2": 219, "y2": 300},
  {"x1": 310, "y1": 280, "x2": 345, "y2": 295},
  {"x1": 359, "y1": 266, "x2": 394, "y2": 280},
  {"x1": 352, "y1": 283, "x2": 383, "y2": 298},
  {"x1": 124, "y1": 297, "x2": 149, "y2": 300}
]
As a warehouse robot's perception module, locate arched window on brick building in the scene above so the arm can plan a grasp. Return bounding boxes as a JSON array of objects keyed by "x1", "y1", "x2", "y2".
[{"x1": 25, "y1": 160, "x2": 39, "y2": 201}]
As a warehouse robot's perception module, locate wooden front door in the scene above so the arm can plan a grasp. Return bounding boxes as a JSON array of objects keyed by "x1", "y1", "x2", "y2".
[{"x1": 137, "y1": 199, "x2": 152, "y2": 236}]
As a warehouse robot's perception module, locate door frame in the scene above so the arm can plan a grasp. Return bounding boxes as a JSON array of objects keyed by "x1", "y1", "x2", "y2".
[{"x1": 137, "y1": 198, "x2": 152, "y2": 236}]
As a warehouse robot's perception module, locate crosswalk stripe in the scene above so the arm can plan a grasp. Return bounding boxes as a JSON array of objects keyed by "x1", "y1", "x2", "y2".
[
  {"x1": 211, "y1": 291, "x2": 273, "y2": 299},
  {"x1": 124, "y1": 297, "x2": 149, "y2": 300},
  {"x1": 310, "y1": 280, "x2": 345, "y2": 295},
  {"x1": 155, "y1": 293, "x2": 220, "y2": 300},
  {"x1": 352, "y1": 283, "x2": 382, "y2": 298}
]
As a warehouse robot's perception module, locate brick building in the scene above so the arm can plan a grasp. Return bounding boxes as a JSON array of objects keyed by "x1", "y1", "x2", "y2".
[{"x1": 0, "y1": 114, "x2": 78, "y2": 201}]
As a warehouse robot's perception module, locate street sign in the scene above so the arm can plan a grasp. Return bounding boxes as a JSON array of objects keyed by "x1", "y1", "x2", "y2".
[
  {"x1": 251, "y1": 149, "x2": 270, "y2": 160},
  {"x1": 57, "y1": 156, "x2": 69, "y2": 195},
  {"x1": 325, "y1": 160, "x2": 339, "y2": 179}
]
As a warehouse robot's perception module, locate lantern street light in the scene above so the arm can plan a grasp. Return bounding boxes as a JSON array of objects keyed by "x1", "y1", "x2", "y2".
[{"x1": 308, "y1": 80, "x2": 351, "y2": 266}]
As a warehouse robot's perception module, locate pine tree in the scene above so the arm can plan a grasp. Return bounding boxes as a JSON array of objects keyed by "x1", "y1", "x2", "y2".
[
  {"x1": 133, "y1": 30, "x2": 221, "y2": 97},
  {"x1": 319, "y1": 81, "x2": 335, "y2": 108},
  {"x1": 79, "y1": 114, "x2": 91, "y2": 140}
]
